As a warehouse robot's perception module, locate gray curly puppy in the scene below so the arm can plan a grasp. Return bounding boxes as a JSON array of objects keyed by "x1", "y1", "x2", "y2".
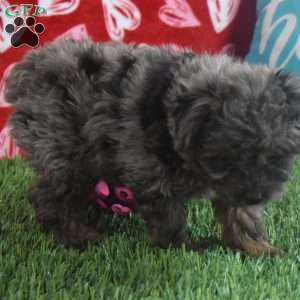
[{"x1": 5, "y1": 39, "x2": 300, "y2": 255}]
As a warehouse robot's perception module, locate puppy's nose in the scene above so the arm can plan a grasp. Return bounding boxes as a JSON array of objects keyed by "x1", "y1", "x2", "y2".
[
  {"x1": 244, "y1": 193, "x2": 265, "y2": 205},
  {"x1": 257, "y1": 190, "x2": 273, "y2": 201}
]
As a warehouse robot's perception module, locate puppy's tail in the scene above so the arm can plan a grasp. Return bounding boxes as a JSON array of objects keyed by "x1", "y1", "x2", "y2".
[
  {"x1": 4, "y1": 38, "x2": 92, "y2": 106},
  {"x1": 4, "y1": 48, "x2": 42, "y2": 106}
]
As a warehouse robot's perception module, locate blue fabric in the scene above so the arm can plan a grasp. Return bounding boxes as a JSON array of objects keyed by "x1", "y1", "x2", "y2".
[{"x1": 246, "y1": 0, "x2": 300, "y2": 76}]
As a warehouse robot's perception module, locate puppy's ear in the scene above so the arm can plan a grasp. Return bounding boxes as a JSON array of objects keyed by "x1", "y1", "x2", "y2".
[
  {"x1": 172, "y1": 91, "x2": 219, "y2": 154},
  {"x1": 277, "y1": 71, "x2": 300, "y2": 151},
  {"x1": 277, "y1": 71, "x2": 300, "y2": 118}
]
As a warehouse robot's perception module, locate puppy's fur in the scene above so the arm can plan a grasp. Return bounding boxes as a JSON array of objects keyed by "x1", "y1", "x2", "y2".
[{"x1": 5, "y1": 40, "x2": 300, "y2": 255}]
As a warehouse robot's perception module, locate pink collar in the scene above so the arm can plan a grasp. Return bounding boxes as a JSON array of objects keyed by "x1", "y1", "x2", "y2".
[{"x1": 94, "y1": 180, "x2": 135, "y2": 216}]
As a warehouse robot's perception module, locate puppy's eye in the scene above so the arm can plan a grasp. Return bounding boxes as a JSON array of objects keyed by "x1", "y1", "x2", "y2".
[
  {"x1": 202, "y1": 159, "x2": 231, "y2": 180},
  {"x1": 267, "y1": 156, "x2": 291, "y2": 180},
  {"x1": 268, "y1": 156, "x2": 290, "y2": 168},
  {"x1": 268, "y1": 156, "x2": 279, "y2": 164},
  {"x1": 269, "y1": 158, "x2": 285, "y2": 170}
]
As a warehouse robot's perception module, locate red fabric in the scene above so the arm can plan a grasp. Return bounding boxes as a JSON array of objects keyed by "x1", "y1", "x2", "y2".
[{"x1": 0, "y1": 0, "x2": 256, "y2": 158}]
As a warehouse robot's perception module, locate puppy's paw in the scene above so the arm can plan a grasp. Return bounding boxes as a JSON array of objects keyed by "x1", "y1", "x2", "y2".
[
  {"x1": 226, "y1": 235, "x2": 285, "y2": 257},
  {"x1": 60, "y1": 221, "x2": 104, "y2": 249},
  {"x1": 185, "y1": 238, "x2": 221, "y2": 252},
  {"x1": 239, "y1": 239, "x2": 285, "y2": 257}
]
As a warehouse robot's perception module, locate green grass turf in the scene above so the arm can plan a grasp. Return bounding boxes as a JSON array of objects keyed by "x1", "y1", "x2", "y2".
[{"x1": 1, "y1": 158, "x2": 300, "y2": 300}]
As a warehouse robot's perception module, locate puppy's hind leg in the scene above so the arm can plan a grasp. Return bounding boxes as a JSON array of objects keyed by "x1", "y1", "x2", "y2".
[
  {"x1": 29, "y1": 176, "x2": 60, "y2": 233},
  {"x1": 30, "y1": 167, "x2": 103, "y2": 248},
  {"x1": 213, "y1": 202, "x2": 284, "y2": 256},
  {"x1": 57, "y1": 171, "x2": 104, "y2": 248}
]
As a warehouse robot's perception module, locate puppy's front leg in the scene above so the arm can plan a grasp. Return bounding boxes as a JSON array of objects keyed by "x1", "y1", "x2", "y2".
[
  {"x1": 213, "y1": 202, "x2": 284, "y2": 256},
  {"x1": 140, "y1": 199, "x2": 206, "y2": 251},
  {"x1": 140, "y1": 199, "x2": 188, "y2": 248}
]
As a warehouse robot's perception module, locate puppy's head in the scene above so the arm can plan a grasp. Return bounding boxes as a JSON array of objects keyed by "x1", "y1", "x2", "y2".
[{"x1": 171, "y1": 55, "x2": 300, "y2": 205}]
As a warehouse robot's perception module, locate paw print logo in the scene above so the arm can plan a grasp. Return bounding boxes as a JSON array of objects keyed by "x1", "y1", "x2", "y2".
[{"x1": 4, "y1": 16, "x2": 45, "y2": 48}]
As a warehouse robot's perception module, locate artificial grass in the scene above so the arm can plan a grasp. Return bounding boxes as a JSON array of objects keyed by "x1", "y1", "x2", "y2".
[{"x1": 1, "y1": 158, "x2": 300, "y2": 300}]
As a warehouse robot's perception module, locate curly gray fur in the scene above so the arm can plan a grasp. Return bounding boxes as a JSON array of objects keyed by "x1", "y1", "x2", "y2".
[{"x1": 5, "y1": 39, "x2": 300, "y2": 254}]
